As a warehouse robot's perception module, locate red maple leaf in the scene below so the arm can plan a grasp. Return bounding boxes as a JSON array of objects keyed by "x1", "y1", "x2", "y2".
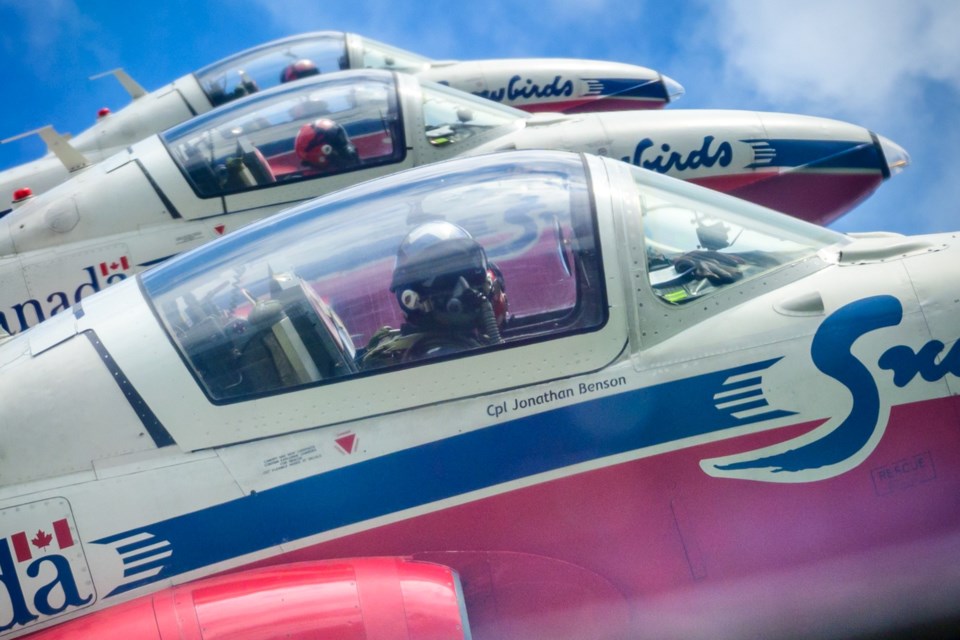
[{"x1": 31, "y1": 529, "x2": 53, "y2": 550}]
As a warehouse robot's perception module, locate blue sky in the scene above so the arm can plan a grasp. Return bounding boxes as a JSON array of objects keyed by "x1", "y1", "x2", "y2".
[{"x1": 1, "y1": 0, "x2": 957, "y2": 235}]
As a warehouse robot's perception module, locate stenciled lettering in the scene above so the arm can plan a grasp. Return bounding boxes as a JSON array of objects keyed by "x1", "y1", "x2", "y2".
[
  {"x1": 512, "y1": 387, "x2": 575, "y2": 411},
  {"x1": 622, "y1": 135, "x2": 733, "y2": 174},
  {"x1": 871, "y1": 452, "x2": 935, "y2": 495},
  {"x1": 487, "y1": 401, "x2": 507, "y2": 419},
  {"x1": 877, "y1": 455, "x2": 926, "y2": 480},
  {"x1": 578, "y1": 376, "x2": 628, "y2": 394}
]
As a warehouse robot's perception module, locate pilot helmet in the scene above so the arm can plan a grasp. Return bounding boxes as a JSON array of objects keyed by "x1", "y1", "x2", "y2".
[
  {"x1": 390, "y1": 221, "x2": 507, "y2": 331},
  {"x1": 280, "y1": 58, "x2": 320, "y2": 83},
  {"x1": 294, "y1": 118, "x2": 357, "y2": 169}
]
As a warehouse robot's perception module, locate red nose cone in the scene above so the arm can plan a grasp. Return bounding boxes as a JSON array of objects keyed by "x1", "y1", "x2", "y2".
[
  {"x1": 97, "y1": 107, "x2": 111, "y2": 118},
  {"x1": 12, "y1": 187, "x2": 33, "y2": 202}
]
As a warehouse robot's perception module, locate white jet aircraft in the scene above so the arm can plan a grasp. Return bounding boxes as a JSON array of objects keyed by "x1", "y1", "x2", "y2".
[
  {"x1": 0, "y1": 31, "x2": 683, "y2": 204},
  {"x1": 0, "y1": 70, "x2": 908, "y2": 337},
  {"x1": 1, "y1": 150, "x2": 957, "y2": 639}
]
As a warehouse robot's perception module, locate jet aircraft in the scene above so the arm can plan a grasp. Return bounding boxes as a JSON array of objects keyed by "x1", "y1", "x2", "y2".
[
  {"x1": 0, "y1": 70, "x2": 908, "y2": 336},
  {"x1": 1, "y1": 150, "x2": 957, "y2": 639},
  {"x1": 0, "y1": 31, "x2": 683, "y2": 203}
]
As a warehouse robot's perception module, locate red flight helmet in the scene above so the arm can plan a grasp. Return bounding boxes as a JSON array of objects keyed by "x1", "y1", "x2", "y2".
[
  {"x1": 280, "y1": 59, "x2": 320, "y2": 83},
  {"x1": 294, "y1": 118, "x2": 357, "y2": 169}
]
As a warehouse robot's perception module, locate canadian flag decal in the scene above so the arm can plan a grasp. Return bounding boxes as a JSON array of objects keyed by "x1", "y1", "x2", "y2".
[
  {"x1": 9, "y1": 518, "x2": 75, "y2": 562},
  {"x1": 1, "y1": 499, "x2": 94, "y2": 633},
  {"x1": 99, "y1": 256, "x2": 130, "y2": 277}
]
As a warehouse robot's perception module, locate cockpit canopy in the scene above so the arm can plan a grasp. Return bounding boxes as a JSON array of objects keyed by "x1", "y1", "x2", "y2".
[
  {"x1": 630, "y1": 164, "x2": 845, "y2": 305},
  {"x1": 141, "y1": 149, "x2": 847, "y2": 404},
  {"x1": 163, "y1": 71, "x2": 403, "y2": 197},
  {"x1": 194, "y1": 32, "x2": 431, "y2": 107},
  {"x1": 143, "y1": 151, "x2": 604, "y2": 402},
  {"x1": 161, "y1": 70, "x2": 526, "y2": 199}
]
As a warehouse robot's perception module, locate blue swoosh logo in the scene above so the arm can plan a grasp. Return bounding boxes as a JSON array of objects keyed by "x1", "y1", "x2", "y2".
[{"x1": 705, "y1": 295, "x2": 903, "y2": 478}]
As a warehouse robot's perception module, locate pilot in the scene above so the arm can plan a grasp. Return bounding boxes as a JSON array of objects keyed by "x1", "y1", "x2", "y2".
[
  {"x1": 359, "y1": 221, "x2": 508, "y2": 368},
  {"x1": 280, "y1": 58, "x2": 320, "y2": 83},
  {"x1": 294, "y1": 118, "x2": 361, "y2": 173}
]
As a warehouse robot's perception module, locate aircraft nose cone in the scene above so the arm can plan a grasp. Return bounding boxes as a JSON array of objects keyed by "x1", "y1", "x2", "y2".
[
  {"x1": 661, "y1": 74, "x2": 684, "y2": 102},
  {"x1": 875, "y1": 133, "x2": 910, "y2": 177}
]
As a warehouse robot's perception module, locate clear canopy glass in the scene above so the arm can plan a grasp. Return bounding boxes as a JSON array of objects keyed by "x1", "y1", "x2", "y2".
[
  {"x1": 162, "y1": 72, "x2": 404, "y2": 197},
  {"x1": 629, "y1": 165, "x2": 848, "y2": 304},
  {"x1": 420, "y1": 81, "x2": 527, "y2": 147},
  {"x1": 194, "y1": 33, "x2": 351, "y2": 107},
  {"x1": 143, "y1": 152, "x2": 604, "y2": 402},
  {"x1": 358, "y1": 37, "x2": 431, "y2": 73}
]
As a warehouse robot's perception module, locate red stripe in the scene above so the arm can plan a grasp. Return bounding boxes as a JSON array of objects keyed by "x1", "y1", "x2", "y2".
[
  {"x1": 100, "y1": 262, "x2": 109, "y2": 277},
  {"x1": 521, "y1": 96, "x2": 666, "y2": 114},
  {"x1": 120, "y1": 256, "x2": 130, "y2": 270},
  {"x1": 11, "y1": 532, "x2": 31, "y2": 562},
  {"x1": 53, "y1": 518, "x2": 74, "y2": 549}
]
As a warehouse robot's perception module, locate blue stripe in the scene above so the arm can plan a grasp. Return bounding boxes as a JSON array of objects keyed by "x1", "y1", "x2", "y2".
[
  {"x1": 721, "y1": 376, "x2": 762, "y2": 391},
  {"x1": 122, "y1": 545, "x2": 172, "y2": 564},
  {"x1": 123, "y1": 558, "x2": 170, "y2": 578},
  {"x1": 722, "y1": 398, "x2": 769, "y2": 413},
  {"x1": 583, "y1": 77, "x2": 668, "y2": 100},
  {"x1": 715, "y1": 388, "x2": 763, "y2": 403},
  {"x1": 95, "y1": 357, "x2": 794, "y2": 596},
  {"x1": 115, "y1": 539, "x2": 157, "y2": 555},
  {"x1": 742, "y1": 139, "x2": 882, "y2": 171},
  {"x1": 137, "y1": 255, "x2": 177, "y2": 268},
  {"x1": 112, "y1": 574, "x2": 170, "y2": 595}
]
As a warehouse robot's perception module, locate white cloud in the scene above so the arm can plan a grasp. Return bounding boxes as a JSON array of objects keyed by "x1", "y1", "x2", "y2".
[
  {"x1": 700, "y1": 0, "x2": 960, "y2": 234},
  {"x1": 709, "y1": 0, "x2": 960, "y2": 122}
]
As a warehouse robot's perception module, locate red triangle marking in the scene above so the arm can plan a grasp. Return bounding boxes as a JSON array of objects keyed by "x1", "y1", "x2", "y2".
[
  {"x1": 214, "y1": 224, "x2": 226, "y2": 235},
  {"x1": 335, "y1": 433, "x2": 357, "y2": 454}
]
